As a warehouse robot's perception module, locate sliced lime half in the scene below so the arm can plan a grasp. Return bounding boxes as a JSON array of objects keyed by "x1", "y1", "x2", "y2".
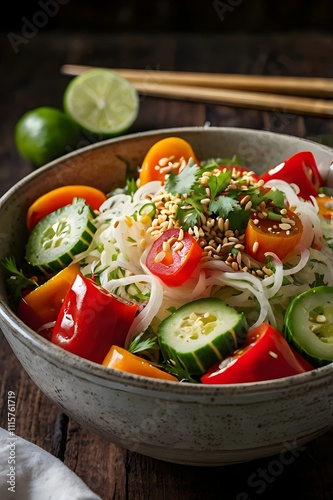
[{"x1": 63, "y1": 68, "x2": 139, "y2": 136}]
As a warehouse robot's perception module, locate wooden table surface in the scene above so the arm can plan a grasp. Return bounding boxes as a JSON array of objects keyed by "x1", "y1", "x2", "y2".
[{"x1": 1, "y1": 30, "x2": 333, "y2": 500}]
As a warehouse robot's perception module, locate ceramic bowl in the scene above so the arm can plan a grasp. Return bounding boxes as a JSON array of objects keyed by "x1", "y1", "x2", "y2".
[{"x1": 1, "y1": 127, "x2": 333, "y2": 466}]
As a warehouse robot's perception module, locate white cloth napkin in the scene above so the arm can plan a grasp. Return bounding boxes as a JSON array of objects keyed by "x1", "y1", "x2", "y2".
[{"x1": 0, "y1": 427, "x2": 102, "y2": 500}]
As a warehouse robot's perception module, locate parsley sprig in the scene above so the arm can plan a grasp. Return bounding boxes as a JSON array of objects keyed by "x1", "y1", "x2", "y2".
[
  {"x1": 128, "y1": 328, "x2": 159, "y2": 362},
  {"x1": 0, "y1": 256, "x2": 39, "y2": 302}
]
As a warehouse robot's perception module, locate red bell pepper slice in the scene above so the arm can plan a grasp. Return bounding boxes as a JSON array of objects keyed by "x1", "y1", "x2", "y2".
[
  {"x1": 201, "y1": 323, "x2": 314, "y2": 384},
  {"x1": 51, "y1": 274, "x2": 138, "y2": 364},
  {"x1": 259, "y1": 151, "x2": 324, "y2": 200},
  {"x1": 146, "y1": 228, "x2": 202, "y2": 287}
]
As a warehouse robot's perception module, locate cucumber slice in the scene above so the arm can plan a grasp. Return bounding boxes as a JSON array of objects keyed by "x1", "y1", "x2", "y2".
[
  {"x1": 25, "y1": 197, "x2": 97, "y2": 274},
  {"x1": 283, "y1": 286, "x2": 333, "y2": 367},
  {"x1": 157, "y1": 298, "x2": 248, "y2": 375}
]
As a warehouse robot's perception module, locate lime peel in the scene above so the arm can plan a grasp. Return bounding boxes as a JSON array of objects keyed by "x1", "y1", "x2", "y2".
[{"x1": 63, "y1": 68, "x2": 139, "y2": 136}]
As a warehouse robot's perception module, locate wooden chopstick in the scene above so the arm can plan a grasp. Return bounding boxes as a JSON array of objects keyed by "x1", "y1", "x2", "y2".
[
  {"x1": 60, "y1": 64, "x2": 333, "y2": 118},
  {"x1": 133, "y1": 81, "x2": 333, "y2": 118},
  {"x1": 61, "y1": 64, "x2": 333, "y2": 98}
]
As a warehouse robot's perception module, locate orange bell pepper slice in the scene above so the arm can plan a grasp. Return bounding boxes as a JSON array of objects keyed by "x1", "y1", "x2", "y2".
[
  {"x1": 26, "y1": 185, "x2": 107, "y2": 231},
  {"x1": 139, "y1": 137, "x2": 198, "y2": 185},
  {"x1": 17, "y1": 263, "x2": 80, "y2": 335},
  {"x1": 102, "y1": 345, "x2": 178, "y2": 382},
  {"x1": 315, "y1": 193, "x2": 333, "y2": 220}
]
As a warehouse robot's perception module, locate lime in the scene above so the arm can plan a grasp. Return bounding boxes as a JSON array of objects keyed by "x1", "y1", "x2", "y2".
[
  {"x1": 63, "y1": 68, "x2": 139, "y2": 136},
  {"x1": 15, "y1": 106, "x2": 80, "y2": 168}
]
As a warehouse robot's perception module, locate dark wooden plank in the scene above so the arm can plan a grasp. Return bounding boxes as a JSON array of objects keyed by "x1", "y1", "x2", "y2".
[{"x1": 64, "y1": 420, "x2": 127, "y2": 500}]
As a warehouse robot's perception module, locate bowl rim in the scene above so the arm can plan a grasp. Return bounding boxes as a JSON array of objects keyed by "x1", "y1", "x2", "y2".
[{"x1": 1, "y1": 125, "x2": 333, "y2": 396}]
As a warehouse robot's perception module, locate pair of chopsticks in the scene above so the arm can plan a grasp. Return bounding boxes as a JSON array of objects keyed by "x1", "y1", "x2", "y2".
[{"x1": 61, "y1": 64, "x2": 333, "y2": 118}]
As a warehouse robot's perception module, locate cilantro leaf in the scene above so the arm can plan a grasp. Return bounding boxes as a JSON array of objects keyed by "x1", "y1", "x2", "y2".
[
  {"x1": 249, "y1": 187, "x2": 285, "y2": 209},
  {"x1": 209, "y1": 196, "x2": 240, "y2": 218},
  {"x1": 207, "y1": 170, "x2": 232, "y2": 199},
  {"x1": 228, "y1": 209, "x2": 251, "y2": 231},
  {"x1": 164, "y1": 159, "x2": 198, "y2": 195},
  {"x1": 262, "y1": 188, "x2": 285, "y2": 208},
  {"x1": 176, "y1": 195, "x2": 204, "y2": 230},
  {"x1": 200, "y1": 156, "x2": 244, "y2": 168}
]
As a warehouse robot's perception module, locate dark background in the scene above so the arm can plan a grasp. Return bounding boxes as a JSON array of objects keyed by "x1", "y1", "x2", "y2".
[{"x1": 2, "y1": 0, "x2": 333, "y2": 34}]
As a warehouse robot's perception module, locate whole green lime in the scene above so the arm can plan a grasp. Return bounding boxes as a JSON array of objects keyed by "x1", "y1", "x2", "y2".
[{"x1": 15, "y1": 106, "x2": 80, "y2": 168}]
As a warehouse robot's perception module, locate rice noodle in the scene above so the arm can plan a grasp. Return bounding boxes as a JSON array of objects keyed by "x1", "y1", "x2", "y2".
[{"x1": 75, "y1": 170, "x2": 333, "y2": 346}]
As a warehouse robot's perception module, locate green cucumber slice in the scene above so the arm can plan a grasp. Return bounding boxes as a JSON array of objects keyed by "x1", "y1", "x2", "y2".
[
  {"x1": 157, "y1": 297, "x2": 248, "y2": 375},
  {"x1": 283, "y1": 286, "x2": 333, "y2": 367},
  {"x1": 25, "y1": 197, "x2": 97, "y2": 274}
]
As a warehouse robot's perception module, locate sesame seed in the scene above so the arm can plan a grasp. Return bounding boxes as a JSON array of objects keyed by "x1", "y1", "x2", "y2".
[
  {"x1": 158, "y1": 157, "x2": 169, "y2": 167},
  {"x1": 252, "y1": 241, "x2": 259, "y2": 253},
  {"x1": 262, "y1": 266, "x2": 273, "y2": 276},
  {"x1": 279, "y1": 223, "x2": 292, "y2": 231},
  {"x1": 154, "y1": 251, "x2": 166, "y2": 263},
  {"x1": 162, "y1": 241, "x2": 171, "y2": 252},
  {"x1": 217, "y1": 218, "x2": 224, "y2": 231},
  {"x1": 221, "y1": 242, "x2": 235, "y2": 253},
  {"x1": 258, "y1": 211, "x2": 267, "y2": 219},
  {"x1": 240, "y1": 195, "x2": 250, "y2": 206},
  {"x1": 281, "y1": 217, "x2": 295, "y2": 225},
  {"x1": 194, "y1": 226, "x2": 200, "y2": 238},
  {"x1": 159, "y1": 165, "x2": 173, "y2": 175},
  {"x1": 167, "y1": 236, "x2": 177, "y2": 247},
  {"x1": 173, "y1": 241, "x2": 184, "y2": 252},
  {"x1": 269, "y1": 351, "x2": 278, "y2": 359},
  {"x1": 234, "y1": 243, "x2": 245, "y2": 251}
]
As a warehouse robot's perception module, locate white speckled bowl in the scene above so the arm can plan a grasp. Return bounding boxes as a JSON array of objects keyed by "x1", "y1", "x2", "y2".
[{"x1": 1, "y1": 127, "x2": 333, "y2": 466}]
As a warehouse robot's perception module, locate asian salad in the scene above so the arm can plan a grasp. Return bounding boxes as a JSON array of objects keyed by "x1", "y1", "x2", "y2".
[{"x1": 3, "y1": 136, "x2": 333, "y2": 384}]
